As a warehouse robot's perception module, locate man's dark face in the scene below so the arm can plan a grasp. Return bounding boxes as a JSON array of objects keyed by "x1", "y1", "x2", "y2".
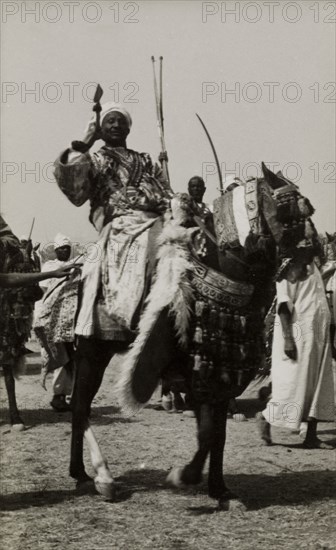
[
  {"x1": 101, "y1": 112, "x2": 130, "y2": 147},
  {"x1": 188, "y1": 178, "x2": 206, "y2": 203},
  {"x1": 55, "y1": 245, "x2": 71, "y2": 262}
]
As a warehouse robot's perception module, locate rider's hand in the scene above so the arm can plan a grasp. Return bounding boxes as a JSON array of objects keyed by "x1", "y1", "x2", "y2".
[
  {"x1": 284, "y1": 335, "x2": 297, "y2": 360},
  {"x1": 82, "y1": 119, "x2": 102, "y2": 145},
  {"x1": 158, "y1": 151, "x2": 168, "y2": 164}
]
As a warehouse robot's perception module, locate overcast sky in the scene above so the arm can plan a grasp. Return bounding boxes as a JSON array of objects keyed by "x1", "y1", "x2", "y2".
[{"x1": 1, "y1": 0, "x2": 335, "y2": 246}]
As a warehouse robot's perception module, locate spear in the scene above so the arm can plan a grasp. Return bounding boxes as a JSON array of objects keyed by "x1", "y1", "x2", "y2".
[
  {"x1": 28, "y1": 217, "x2": 35, "y2": 241},
  {"x1": 151, "y1": 56, "x2": 170, "y2": 185},
  {"x1": 196, "y1": 113, "x2": 223, "y2": 195},
  {"x1": 159, "y1": 56, "x2": 164, "y2": 133}
]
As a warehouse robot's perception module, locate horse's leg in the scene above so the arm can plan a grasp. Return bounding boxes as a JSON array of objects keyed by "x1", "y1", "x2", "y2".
[
  {"x1": 84, "y1": 424, "x2": 117, "y2": 500},
  {"x1": 69, "y1": 338, "x2": 112, "y2": 484},
  {"x1": 167, "y1": 403, "x2": 213, "y2": 487},
  {"x1": 208, "y1": 399, "x2": 235, "y2": 506},
  {"x1": 2, "y1": 364, "x2": 24, "y2": 430}
]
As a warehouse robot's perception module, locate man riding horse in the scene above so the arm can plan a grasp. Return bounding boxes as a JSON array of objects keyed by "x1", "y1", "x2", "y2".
[
  {"x1": 54, "y1": 97, "x2": 321, "y2": 506},
  {"x1": 54, "y1": 102, "x2": 174, "y2": 487}
]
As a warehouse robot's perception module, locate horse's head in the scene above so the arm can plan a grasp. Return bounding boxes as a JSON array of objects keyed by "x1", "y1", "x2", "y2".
[{"x1": 261, "y1": 162, "x2": 319, "y2": 282}]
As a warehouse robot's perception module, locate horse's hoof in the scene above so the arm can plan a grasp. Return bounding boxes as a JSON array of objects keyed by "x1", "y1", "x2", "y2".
[
  {"x1": 94, "y1": 479, "x2": 118, "y2": 501},
  {"x1": 216, "y1": 489, "x2": 239, "y2": 510},
  {"x1": 217, "y1": 495, "x2": 245, "y2": 512},
  {"x1": 166, "y1": 467, "x2": 186, "y2": 488},
  {"x1": 11, "y1": 423, "x2": 25, "y2": 432}
]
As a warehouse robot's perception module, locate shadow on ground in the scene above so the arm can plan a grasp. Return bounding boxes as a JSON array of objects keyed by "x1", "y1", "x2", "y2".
[
  {"x1": 0, "y1": 405, "x2": 135, "y2": 428},
  {"x1": 223, "y1": 469, "x2": 336, "y2": 510},
  {"x1": 1, "y1": 468, "x2": 335, "y2": 512},
  {"x1": 119, "y1": 467, "x2": 336, "y2": 512},
  {"x1": 0, "y1": 488, "x2": 83, "y2": 511}
]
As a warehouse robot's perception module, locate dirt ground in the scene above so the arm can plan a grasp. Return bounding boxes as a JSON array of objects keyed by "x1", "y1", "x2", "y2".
[{"x1": 1, "y1": 356, "x2": 336, "y2": 550}]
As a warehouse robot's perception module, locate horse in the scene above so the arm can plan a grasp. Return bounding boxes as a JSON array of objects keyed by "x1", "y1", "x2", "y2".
[
  {"x1": 0, "y1": 240, "x2": 43, "y2": 430},
  {"x1": 68, "y1": 162, "x2": 318, "y2": 506}
]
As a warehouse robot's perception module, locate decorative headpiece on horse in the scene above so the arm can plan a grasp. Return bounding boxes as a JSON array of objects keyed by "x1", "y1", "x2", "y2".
[{"x1": 261, "y1": 162, "x2": 318, "y2": 259}]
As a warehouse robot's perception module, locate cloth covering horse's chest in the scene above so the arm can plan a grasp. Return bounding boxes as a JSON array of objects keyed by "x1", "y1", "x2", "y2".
[{"x1": 67, "y1": 162, "x2": 319, "y2": 508}]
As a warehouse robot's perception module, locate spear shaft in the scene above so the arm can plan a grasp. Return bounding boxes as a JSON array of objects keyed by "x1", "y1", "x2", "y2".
[
  {"x1": 159, "y1": 56, "x2": 164, "y2": 133},
  {"x1": 151, "y1": 56, "x2": 170, "y2": 185},
  {"x1": 28, "y1": 217, "x2": 35, "y2": 241}
]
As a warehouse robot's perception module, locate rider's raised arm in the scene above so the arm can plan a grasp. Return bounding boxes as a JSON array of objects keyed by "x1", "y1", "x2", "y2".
[{"x1": 53, "y1": 119, "x2": 101, "y2": 207}]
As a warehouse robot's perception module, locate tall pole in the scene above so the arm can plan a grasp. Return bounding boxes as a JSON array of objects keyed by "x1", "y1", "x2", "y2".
[
  {"x1": 151, "y1": 56, "x2": 170, "y2": 185},
  {"x1": 28, "y1": 217, "x2": 35, "y2": 241},
  {"x1": 196, "y1": 114, "x2": 223, "y2": 195}
]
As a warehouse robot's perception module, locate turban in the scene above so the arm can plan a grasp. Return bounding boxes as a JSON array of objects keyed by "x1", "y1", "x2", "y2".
[
  {"x1": 54, "y1": 233, "x2": 71, "y2": 250},
  {"x1": 92, "y1": 102, "x2": 132, "y2": 129}
]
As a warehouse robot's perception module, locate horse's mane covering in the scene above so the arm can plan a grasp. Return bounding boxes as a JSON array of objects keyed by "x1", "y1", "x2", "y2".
[
  {"x1": 114, "y1": 219, "x2": 196, "y2": 414},
  {"x1": 213, "y1": 177, "x2": 317, "y2": 260}
]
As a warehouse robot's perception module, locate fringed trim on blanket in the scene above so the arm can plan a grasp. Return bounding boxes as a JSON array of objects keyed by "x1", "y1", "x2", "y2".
[{"x1": 114, "y1": 220, "x2": 197, "y2": 414}]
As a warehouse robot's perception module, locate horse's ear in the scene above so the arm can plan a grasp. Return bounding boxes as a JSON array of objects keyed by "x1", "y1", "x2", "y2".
[
  {"x1": 261, "y1": 162, "x2": 284, "y2": 190},
  {"x1": 326, "y1": 232, "x2": 332, "y2": 242}
]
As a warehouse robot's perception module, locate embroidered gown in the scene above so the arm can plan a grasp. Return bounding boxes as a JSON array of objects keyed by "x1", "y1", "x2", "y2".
[{"x1": 54, "y1": 145, "x2": 173, "y2": 341}]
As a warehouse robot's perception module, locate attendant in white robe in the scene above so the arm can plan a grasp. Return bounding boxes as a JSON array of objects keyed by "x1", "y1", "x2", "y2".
[
  {"x1": 262, "y1": 257, "x2": 335, "y2": 448},
  {"x1": 35, "y1": 233, "x2": 76, "y2": 411}
]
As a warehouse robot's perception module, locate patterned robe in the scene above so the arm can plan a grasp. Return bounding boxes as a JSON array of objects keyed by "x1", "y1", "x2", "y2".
[
  {"x1": 54, "y1": 145, "x2": 173, "y2": 340},
  {"x1": 33, "y1": 258, "x2": 80, "y2": 372}
]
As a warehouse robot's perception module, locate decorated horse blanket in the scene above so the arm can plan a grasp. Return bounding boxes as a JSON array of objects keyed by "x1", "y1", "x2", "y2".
[{"x1": 115, "y1": 215, "x2": 264, "y2": 414}]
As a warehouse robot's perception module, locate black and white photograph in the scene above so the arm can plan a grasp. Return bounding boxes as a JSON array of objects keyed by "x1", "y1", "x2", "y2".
[{"x1": 1, "y1": 1, "x2": 335, "y2": 548}]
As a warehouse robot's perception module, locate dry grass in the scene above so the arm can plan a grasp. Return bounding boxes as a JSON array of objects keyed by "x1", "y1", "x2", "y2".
[{"x1": 1, "y1": 369, "x2": 336, "y2": 550}]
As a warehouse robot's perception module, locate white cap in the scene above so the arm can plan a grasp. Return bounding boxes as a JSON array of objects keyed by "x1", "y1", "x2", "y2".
[
  {"x1": 54, "y1": 233, "x2": 71, "y2": 249},
  {"x1": 86, "y1": 102, "x2": 132, "y2": 132}
]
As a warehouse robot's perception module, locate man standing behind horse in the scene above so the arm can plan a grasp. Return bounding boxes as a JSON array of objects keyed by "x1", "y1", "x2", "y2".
[
  {"x1": 260, "y1": 250, "x2": 335, "y2": 448},
  {"x1": 188, "y1": 176, "x2": 212, "y2": 219},
  {"x1": 34, "y1": 233, "x2": 77, "y2": 412}
]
